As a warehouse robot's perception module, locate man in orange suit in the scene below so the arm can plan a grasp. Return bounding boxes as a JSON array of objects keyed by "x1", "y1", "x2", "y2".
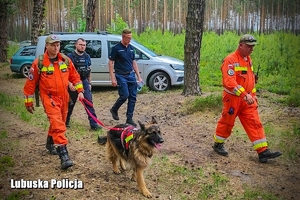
[
  {"x1": 213, "y1": 34, "x2": 282, "y2": 163},
  {"x1": 23, "y1": 34, "x2": 84, "y2": 169}
]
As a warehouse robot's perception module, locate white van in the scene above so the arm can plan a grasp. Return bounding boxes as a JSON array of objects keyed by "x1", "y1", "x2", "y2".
[{"x1": 35, "y1": 32, "x2": 184, "y2": 91}]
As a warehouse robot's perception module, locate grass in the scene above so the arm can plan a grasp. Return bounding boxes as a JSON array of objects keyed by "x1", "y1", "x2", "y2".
[
  {"x1": 182, "y1": 93, "x2": 223, "y2": 115},
  {"x1": 3, "y1": 190, "x2": 29, "y2": 200},
  {"x1": 242, "y1": 187, "x2": 280, "y2": 200}
]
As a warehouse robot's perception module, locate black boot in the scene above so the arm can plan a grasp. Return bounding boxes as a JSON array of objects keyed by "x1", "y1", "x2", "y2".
[
  {"x1": 65, "y1": 117, "x2": 70, "y2": 128},
  {"x1": 126, "y1": 118, "x2": 137, "y2": 127},
  {"x1": 56, "y1": 145, "x2": 73, "y2": 170},
  {"x1": 259, "y1": 149, "x2": 282, "y2": 163},
  {"x1": 212, "y1": 142, "x2": 228, "y2": 156},
  {"x1": 46, "y1": 136, "x2": 57, "y2": 155},
  {"x1": 110, "y1": 108, "x2": 119, "y2": 120}
]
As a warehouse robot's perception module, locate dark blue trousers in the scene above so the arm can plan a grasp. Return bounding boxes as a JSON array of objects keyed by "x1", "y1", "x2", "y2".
[
  {"x1": 112, "y1": 73, "x2": 137, "y2": 120},
  {"x1": 66, "y1": 78, "x2": 98, "y2": 128}
]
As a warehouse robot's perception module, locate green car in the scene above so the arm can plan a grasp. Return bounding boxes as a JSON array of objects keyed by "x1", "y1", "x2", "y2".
[{"x1": 10, "y1": 45, "x2": 36, "y2": 78}]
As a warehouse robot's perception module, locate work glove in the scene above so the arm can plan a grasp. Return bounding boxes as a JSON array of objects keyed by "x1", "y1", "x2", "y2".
[{"x1": 26, "y1": 105, "x2": 35, "y2": 114}]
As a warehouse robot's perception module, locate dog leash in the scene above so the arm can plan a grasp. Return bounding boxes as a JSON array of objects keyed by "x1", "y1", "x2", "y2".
[{"x1": 79, "y1": 98, "x2": 124, "y2": 131}]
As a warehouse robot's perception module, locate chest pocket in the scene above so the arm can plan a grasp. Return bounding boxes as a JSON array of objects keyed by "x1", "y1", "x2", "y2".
[
  {"x1": 41, "y1": 64, "x2": 54, "y2": 75},
  {"x1": 59, "y1": 61, "x2": 68, "y2": 73}
]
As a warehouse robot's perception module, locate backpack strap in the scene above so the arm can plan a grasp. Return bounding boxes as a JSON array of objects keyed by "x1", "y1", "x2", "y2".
[
  {"x1": 60, "y1": 53, "x2": 69, "y2": 66},
  {"x1": 37, "y1": 54, "x2": 44, "y2": 74}
]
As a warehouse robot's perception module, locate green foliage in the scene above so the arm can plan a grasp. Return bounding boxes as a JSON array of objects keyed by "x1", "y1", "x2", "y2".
[
  {"x1": 137, "y1": 84, "x2": 149, "y2": 94},
  {"x1": 134, "y1": 31, "x2": 300, "y2": 107},
  {"x1": 0, "y1": 92, "x2": 32, "y2": 121},
  {"x1": 286, "y1": 88, "x2": 300, "y2": 107},
  {"x1": 7, "y1": 43, "x2": 20, "y2": 60},
  {"x1": 106, "y1": 14, "x2": 128, "y2": 34},
  {"x1": 135, "y1": 28, "x2": 185, "y2": 60},
  {"x1": 69, "y1": 4, "x2": 83, "y2": 19},
  {"x1": 76, "y1": 18, "x2": 86, "y2": 32}
]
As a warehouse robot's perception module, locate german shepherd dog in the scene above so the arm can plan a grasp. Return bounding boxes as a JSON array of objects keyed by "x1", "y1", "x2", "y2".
[{"x1": 98, "y1": 117, "x2": 164, "y2": 198}]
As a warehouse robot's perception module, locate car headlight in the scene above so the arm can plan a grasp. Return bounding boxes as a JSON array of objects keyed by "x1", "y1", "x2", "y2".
[{"x1": 170, "y1": 64, "x2": 184, "y2": 71}]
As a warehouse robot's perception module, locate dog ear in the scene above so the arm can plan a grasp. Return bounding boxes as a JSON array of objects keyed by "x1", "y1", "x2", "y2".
[
  {"x1": 150, "y1": 116, "x2": 157, "y2": 124},
  {"x1": 138, "y1": 121, "x2": 145, "y2": 130}
]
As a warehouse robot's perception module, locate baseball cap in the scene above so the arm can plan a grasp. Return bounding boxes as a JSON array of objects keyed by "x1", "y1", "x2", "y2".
[
  {"x1": 45, "y1": 34, "x2": 61, "y2": 44},
  {"x1": 239, "y1": 34, "x2": 258, "y2": 45}
]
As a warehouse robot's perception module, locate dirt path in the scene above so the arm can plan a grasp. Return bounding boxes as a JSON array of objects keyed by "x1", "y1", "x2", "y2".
[{"x1": 0, "y1": 65, "x2": 300, "y2": 199}]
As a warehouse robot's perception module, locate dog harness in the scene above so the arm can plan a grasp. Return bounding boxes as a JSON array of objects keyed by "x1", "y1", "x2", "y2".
[{"x1": 120, "y1": 126, "x2": 137, "y2": 156}]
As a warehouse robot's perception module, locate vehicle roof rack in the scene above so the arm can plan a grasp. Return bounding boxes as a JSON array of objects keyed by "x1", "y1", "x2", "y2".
[{"x1": 45, "y1": 31, "x2": 109, "y2": 35}]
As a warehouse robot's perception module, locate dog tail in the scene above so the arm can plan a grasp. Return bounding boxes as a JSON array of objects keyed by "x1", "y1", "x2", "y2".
[{"x1": 98, "y1": 135, "x2": 107, "y2": 145}]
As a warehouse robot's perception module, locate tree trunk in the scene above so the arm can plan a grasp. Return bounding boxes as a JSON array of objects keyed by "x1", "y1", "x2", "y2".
[
  {"x1": 162, "y1": 0, "x2": 167, "y2": 34},
  {"x1": 85, "y1": 0, "x2": 96, "y2": 32},
  {"x1": 182, "y1": 0, "x2": 206, "y2": 96},
  {"x1": 0, "y1": 0, "x2": 15, "y2": 62},
  {"x1": 31, "y1": 0, "x2": 46, "y2": 46}
]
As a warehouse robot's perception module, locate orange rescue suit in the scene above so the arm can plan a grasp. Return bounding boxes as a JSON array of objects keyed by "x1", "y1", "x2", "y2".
[
  {"x1": 214, "y1": 50, "x2": 268, "y2": 154},
  {"x1": 23, "y1": 51, "x2": 83, "y2": 145}
]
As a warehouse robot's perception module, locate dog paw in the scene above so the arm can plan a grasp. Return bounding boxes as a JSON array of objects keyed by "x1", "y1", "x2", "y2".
[
  {"x1": 142, "y1": 190, "x2": 152, "y2": 198},
  {"x1": 120, "y1": 165, "x2": 126, "y2": 171},
  {"x1": 113, "y1": 167, "x2": 121, "y2": 174}
]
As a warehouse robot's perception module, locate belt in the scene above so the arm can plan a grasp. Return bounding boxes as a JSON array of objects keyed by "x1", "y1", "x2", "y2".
[{"x1": 115, "y1": 70, "x2": 134, "y2": 75}]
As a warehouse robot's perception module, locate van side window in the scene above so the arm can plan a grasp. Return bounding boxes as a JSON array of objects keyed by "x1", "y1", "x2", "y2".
[
  {"x1": 134, "y1": 48, "x2": 149, "y2": 60},
  {"x1": 86, "y1": 40, "x2": 101, "y2": 58},
  {"x1": 60, "y1": 40, "x2": 76, "y2": 54},
  {"x1": 59, "y1": 40, "x2": 101, "y2": 58},
  {"x1": 108, "y1": 41, "x2": 119, "y2": 57}
]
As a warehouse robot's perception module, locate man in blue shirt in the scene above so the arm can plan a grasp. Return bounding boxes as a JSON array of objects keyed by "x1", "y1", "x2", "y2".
[
  {"x1": 108, "y1": 29, "x2": 143, "y2": 126},
  {"x1": 66, "y1": 38, "x2": 101, "y2": 131}
]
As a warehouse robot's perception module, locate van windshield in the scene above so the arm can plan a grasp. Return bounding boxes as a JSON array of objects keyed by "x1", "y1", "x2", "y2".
[{"x1": 131, "y1": 40, "x2": 158, "y2": 57}]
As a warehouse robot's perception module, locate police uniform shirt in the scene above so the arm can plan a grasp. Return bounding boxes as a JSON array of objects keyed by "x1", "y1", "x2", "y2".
[{"x1": 109, "y1": 42, "x2": 135, "y2": 75}]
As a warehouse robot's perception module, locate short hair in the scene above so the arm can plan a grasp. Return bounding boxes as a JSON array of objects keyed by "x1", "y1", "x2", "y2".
[
  {"x1": 76, "y1": 38, "x2": 86, "y2": 43},
  {"x1": 122, "y1": 28, "x2": 132, "y2": 35}
]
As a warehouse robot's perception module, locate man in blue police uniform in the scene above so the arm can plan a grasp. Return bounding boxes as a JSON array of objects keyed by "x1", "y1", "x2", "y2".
[
  {"x1": 66, "y1": 38, "x2": 101, "y2": 130},
  {"x1": 108, "y1": 28, "x2": 143, "y2": 127}
]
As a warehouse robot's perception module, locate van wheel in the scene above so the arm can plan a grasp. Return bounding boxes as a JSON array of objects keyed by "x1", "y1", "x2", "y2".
[
  {"x1": 149, "y1": 72, "x2": 170, "y2": 92},
  {"x1": 21, "y1": 64, "x2": 31, "y2": 78}
]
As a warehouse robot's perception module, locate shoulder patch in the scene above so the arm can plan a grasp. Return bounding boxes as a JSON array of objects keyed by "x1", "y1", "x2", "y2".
[{"x1": 227, "y1": 69, "x2": 235, "y2": 76}]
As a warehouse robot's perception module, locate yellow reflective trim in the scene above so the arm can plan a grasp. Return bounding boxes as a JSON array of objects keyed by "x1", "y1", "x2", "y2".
[
  {"x1": 234, "y1": 66, "x2": 247, "y2": 71},
  {"x1": 235, "y1": 86, "x2": 245, "y2": 96},
  {"x1": 235, "y1": 90, "x2": 241, "y2": 96},
  {"x1": 214, "y1": 135, "x2": 225, "y2": 143},
  {"x1": 41, "y1": 66, "x2": 54, "y2": 72},
  {"x1": 59, "y1": 63, "x2": 67, "y2": 70},
  {"x1": 125, "y1": 134, "x2": 133, "y2": 143},
  {"x1": 253, "y1": 142, "x2": 268, "y2": 150},
  {"x1": 252, "y1": 88, "x2": 256, "y2": 93},
  {"x1": 74, "y1": 83, "x2": 83, "y2": 90},
  {"x1": 24, "y1": 97, "x2": 34, "y2": 103},
  {"x1": 251, "y1": 66, "x2": 254, "y2": 71}
]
